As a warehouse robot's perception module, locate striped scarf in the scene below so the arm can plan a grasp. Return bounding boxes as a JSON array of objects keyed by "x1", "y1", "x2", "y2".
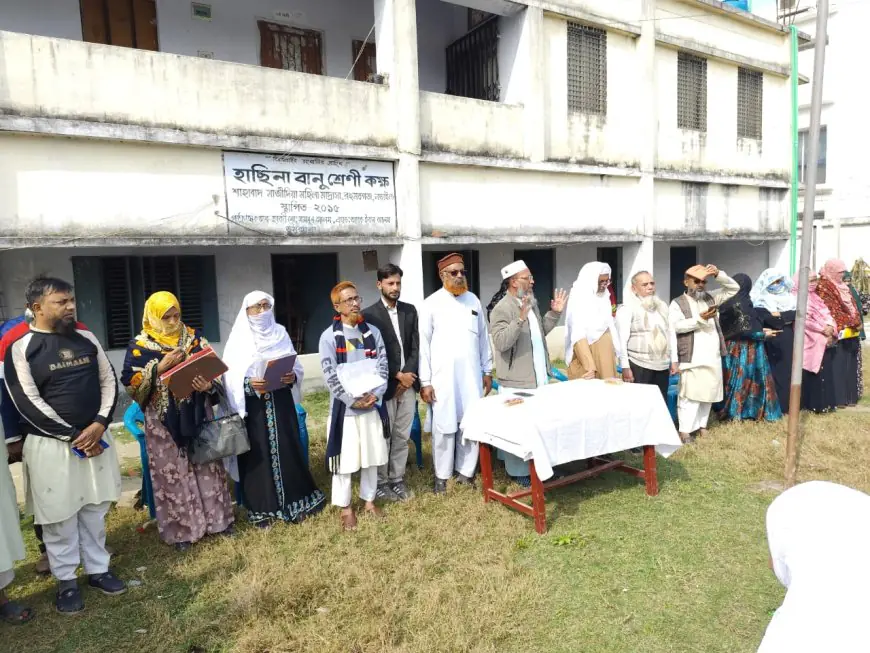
[{"x1": 326, "y1": 316, "x2": 390, "y2": 473}]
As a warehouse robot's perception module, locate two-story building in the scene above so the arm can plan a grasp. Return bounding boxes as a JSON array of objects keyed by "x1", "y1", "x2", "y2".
[{"x1": 0, "y1": 0, "x2": 805, "y2": 388}]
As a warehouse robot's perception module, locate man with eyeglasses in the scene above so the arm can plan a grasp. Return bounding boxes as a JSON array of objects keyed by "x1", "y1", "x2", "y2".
[
  {"x1": 668, "y1": 264, "x2": 739, "y2": 443},
  {"x1": 419, "y1": 253, "x2": 493, "y2": 494},
  {"x1": 319, "y1": 282, "x2": 390, "y2": 531},
  {"x1": 488, "y1": 260, "x2": 566, "y2": 486}
]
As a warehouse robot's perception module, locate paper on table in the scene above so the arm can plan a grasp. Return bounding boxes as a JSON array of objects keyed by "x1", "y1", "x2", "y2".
[{"x1": 336, "y1": 358, "x2": 385, "y2": 397}]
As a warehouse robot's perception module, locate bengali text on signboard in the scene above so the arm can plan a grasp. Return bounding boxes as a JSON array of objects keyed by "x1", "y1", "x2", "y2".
[{"x1": 222, "y1": 152, "x2": 397, "y2": 237}]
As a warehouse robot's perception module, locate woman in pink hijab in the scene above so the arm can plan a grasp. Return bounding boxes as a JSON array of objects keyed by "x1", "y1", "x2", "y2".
[
  {"x1": 816, "y1": 259, "x2": 862, "y2": 407},
  {"x1": 793, "y1": 272, "x2": 838, "y2": 413}
]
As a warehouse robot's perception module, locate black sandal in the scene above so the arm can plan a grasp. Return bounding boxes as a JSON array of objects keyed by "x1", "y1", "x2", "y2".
[{"x1": 0, "y1": 598, "x2": 35, "y2": 625}]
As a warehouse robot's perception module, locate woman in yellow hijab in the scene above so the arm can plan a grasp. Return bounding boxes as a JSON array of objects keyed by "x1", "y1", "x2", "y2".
[{"x1": 120, "y1": 292, "x2": 234, "y2": 551}]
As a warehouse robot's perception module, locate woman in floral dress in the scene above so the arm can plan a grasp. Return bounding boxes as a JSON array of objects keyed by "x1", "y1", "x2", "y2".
[{"x1": 120, "y1": 292, "x2": 234, "y2": 551}]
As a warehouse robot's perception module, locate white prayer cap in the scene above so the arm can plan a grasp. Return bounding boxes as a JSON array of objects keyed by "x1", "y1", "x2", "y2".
[{"x1": 501, "y1": 260, "x2": 528, "y2": 280}]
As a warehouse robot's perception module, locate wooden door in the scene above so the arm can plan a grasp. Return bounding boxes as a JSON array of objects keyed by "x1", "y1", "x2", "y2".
[
  {"x1": 352, "y1": 40, "x2": 377, "y2": 82},
  {"x1": 80, "y1": 0, "x2": 158, "y2": 50},
  {"x1": 258, "y1": 21, "x2": 323, "y2": 75}
]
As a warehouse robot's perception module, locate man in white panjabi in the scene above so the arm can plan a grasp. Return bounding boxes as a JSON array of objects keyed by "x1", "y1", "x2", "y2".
[
  {"x1": 419, "y1": 252, "x2": 493, "y2": 494},
  {"x1": 3, "y1": 277, "x2": 124, "y2": 616},
  {"x1": 318, "y1": 281, "x2": 390, "y2": 532},
  {"x1": 668, "y1": 264, "x2": 739, "y2": 443}
]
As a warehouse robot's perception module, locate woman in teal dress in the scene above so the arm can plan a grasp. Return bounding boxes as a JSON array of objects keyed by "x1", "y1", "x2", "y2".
[{"x1": 715, "y1": 274, "x2": 782, "y2": 421}]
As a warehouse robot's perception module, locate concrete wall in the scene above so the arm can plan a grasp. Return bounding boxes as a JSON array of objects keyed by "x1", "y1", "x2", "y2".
[
  {"x1": 0, "y1": 134, "x2": 225, "y2": 237},
  {"x1": 544, "y1": 16, "x2": 641, "y2": 166},
  {"x1": 414, "y1": 0, "x2": 468, "y2": 93},
  {"x1": 419, "y1": 92, "x2": 525, "y2": 157},
  {"x1": 655, "y1": 0, "x2": 790, "y2": 67},
  {"x1": 655, "y1": 47, "x2": 790, "y2": 178},
  {"x1": 0, "y1": 30, "x2": 396, "y2": 146},
  {"x1": 419, "y1": 162, "x2": 643, "y2": 238},
  {"x1": 653, "y1": 180, "x2": 788, "y2": 237}
]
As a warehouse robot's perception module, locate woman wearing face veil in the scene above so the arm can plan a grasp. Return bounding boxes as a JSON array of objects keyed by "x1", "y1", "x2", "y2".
[
  {"x1": 758, "y1": 481, "x2": 870, "y2": 653},
  {"x1": 750, "y1": 269, "x2": 797, "y2": 414},
  {"x1": 120, "y1": 292, "x2": 234, "y2": 550},
  {"x1": 223, "y1": 292, "x2": 325, "y2": 527},
  {"x1": 715, "y1": 274, "x2": 781, "y2": 421}
]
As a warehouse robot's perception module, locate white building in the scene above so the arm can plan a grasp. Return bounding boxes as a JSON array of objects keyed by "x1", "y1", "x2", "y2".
[
  {"x1": 0, "y1": 0, "x2": 803, "y2": 395},
  {"x1": 789, "y1": 0, "x2": 870, "y2": 269}
]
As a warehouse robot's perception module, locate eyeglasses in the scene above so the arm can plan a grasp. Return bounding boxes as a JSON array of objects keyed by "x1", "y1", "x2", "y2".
[
  {"x1": 445, "y1": 269, "x2": 466, "y2": 278},
  {"x1": 246, "y1": 301, "x2": 272, "y2": 314},
  {"x1": 340, "y1": 295, "x2": 363, "y2": 306},
  {"x1": 517, "y1": 275, "x2": 534, "y2": 282}
]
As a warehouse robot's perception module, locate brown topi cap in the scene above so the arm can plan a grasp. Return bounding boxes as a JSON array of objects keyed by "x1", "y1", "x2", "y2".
[
  {"x1": 437, "y1": 252, "x2": 464, "y2": 272},
  {"x1": 685, "y1": 264, "x2": 710, "y2": 281}
]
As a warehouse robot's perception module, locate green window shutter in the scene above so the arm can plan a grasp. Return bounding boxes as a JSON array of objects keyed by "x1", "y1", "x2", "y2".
[
  {"x1": 71, "y1": 256, "x2": 109, "y2": 349},
  {"x1": 178, "y1": 256, "x2": 220, "y2": 343}
]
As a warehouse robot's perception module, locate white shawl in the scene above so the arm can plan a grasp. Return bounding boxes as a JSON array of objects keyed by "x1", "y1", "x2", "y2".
[
  {"x1": 564, "y1": 262, "x2": 616, "y2": 364},
  {"x1": 222, "y1": 291, "x2": 303, "y2": 418},
  {"x1": 758, "y1": 481, "x2": 870, "y2": 653}
]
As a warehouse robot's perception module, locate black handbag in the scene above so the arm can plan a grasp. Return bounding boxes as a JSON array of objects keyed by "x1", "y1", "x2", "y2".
[{"x1": 190, "y1": 386, "x2": 250, "y2": 465}]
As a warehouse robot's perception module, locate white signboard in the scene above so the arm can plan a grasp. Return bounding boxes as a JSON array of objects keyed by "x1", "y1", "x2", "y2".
[{"x1": 223, "y1": 152, "x2": 396, "y2": 237}]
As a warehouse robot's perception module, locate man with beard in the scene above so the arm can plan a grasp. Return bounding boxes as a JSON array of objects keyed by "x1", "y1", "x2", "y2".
[
  {"x1": 319, "y1": 281, "x2": 390, "y2": 531},
  {"x1": 615, "y1": 271, "x2": 679, "y2": 402},
  {"x1": 419, "y1": 253, "x2": 493, "y2": 494},
  {"x1": 668, "y1": 265, "x2": 739, "y2": 443},
  {"x1": 3, "y1": 277, "x2": 124, "y2": 614},
  {"x1": 488, "y1": 260, "x2": 566, "y2": 486},
  {"x1": 363, "y1": 264, "x2": 419, "y2": 502}
]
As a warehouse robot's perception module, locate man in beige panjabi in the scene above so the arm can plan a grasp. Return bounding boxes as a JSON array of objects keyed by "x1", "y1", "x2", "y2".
[{"x1": 668, "y1": 264, "x2": 740, "y2": 443}]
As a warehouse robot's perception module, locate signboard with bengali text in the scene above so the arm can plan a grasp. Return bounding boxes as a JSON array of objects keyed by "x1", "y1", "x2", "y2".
[{"x1": 222, "y1": 151, "x2": 397, "y2": 237}]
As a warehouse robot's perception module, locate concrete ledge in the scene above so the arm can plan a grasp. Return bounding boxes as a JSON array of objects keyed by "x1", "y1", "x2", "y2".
[
  {"x1": 655, "y1": 31, "x2": 791, "y2": 78},
  {"x1": 655, "y1": 169, "x2": 790, "y2": 188}
]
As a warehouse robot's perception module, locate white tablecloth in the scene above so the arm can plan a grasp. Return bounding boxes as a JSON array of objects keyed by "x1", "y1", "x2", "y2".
[{"x1": 460, "y1": 379, "x2": 681, "y2": 481}]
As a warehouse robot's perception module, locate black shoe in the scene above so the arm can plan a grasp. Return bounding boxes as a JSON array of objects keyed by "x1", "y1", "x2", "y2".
[
  {"x1": 375, "y1": 484, "x2": 398, "y2": 502},
  {"x1": 433, "y1": 479, "x2": 448, "y2": 494},
  {"x1": 510, "y1": 475, "x2": 532, "y2": 488},
  {"x1": 216, "y1": 525, "x2": 235, "y2": 538},
  {"x1": 454, "y1": 473, "x2": 476, "y2": 487},
  {"x1": 88, "y1": 571, "x2": 127, "y2": 596},
  {"x1": 56, "y1": 581, "x2": 84, "y2": 615},
  {"x1": 390, "y1": 481, "x2": 415, "y2": 502}
]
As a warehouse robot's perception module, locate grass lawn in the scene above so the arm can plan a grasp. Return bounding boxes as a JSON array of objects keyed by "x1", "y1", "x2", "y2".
[{"x1": 5, "y1": 367, "x2": 870, "y2": 653}]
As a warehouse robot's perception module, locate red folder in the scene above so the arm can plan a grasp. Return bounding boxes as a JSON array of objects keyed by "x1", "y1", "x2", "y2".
[{"x1": 159, "y1": 346, "x2": 228, "y2": 400}]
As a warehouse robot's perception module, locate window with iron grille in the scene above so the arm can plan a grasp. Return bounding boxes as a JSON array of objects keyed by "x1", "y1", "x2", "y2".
[
  {"x1": 567, "y1": 23, "x2": 607, "y2": 116},
  {"x1": 74, "y1": 255, "x2": 219, "y2": 349},
  {"x1": 677, "y1": 52, "x2": 707, "y2": 132},
  {"x1": 446, "y1": 17, "x2": 500, "y2": 102},
  {"x1": 737, "y1": 68, "x2": 763, "y2": 140}
]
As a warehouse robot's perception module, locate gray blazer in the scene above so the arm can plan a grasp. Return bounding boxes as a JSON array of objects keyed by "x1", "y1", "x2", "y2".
[{"x1": 489, "y1": 294, "x2": 561, "y2": 390}]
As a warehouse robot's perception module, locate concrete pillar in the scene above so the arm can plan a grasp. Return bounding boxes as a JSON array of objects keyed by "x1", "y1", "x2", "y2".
[
  {"x1": 375, "y1": 0, "x2": 421, "y2": 155},
  {"x1": 768, "y1": 239, "x2": 790, "y2": 273},
  {"x1": 499, "y1": 7, "x2": 546, "y2": 162},
  {"x1": 376, "y1": 0, "x2": 423, "y2": 304},
  {"x1": 637, "y1": 0, "x2": 658, "y2": 242},
  {"x1": 391, "y1": 153, "x2": 424, "y2": 304},
  {"x1": 623, "y1": 237, "x2": 655, "y2": 299}
]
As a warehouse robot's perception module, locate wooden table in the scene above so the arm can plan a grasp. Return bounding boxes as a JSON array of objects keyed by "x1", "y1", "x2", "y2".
[{"x1": 478, "y1": 444, "x2": 659, "y2": 534}]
